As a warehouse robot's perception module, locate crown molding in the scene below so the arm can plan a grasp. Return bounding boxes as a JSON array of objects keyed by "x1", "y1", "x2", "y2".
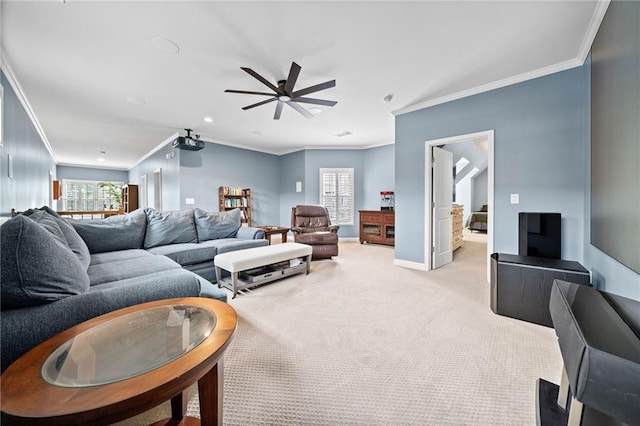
[
  {"x1": 577, "y1": 0, "x2": 610, "y2": 64},
  {"x1": 393, "y1": 0, "x2": 610, "y2": 117},
  {"x1": 392, "y1": 58, "x2": 582, "y2": 117},
  {"x1": 1, "y1": 55, "x2": 57, "y2": 162}
]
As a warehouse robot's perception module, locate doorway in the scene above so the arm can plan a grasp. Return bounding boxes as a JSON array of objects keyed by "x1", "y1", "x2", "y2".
[{"x1": 424, "y1": 130, "x2": 494, "y2": 282}]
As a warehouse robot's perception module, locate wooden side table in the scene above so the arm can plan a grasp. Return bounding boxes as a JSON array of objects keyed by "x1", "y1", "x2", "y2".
[
  {"x1": 257, "y1": 226, "x2": 290, "y2": 244},
  {"x1": 1, "y1": 298, "x2": 236, "y2": 426}
]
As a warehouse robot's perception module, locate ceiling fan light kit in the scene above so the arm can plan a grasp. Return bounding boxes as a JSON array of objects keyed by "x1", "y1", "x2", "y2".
[{"x1": 225, "y1": 62, "x2": 337, "y2": 120}]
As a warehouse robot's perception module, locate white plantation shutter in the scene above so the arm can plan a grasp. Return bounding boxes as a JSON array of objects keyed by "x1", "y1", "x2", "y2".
[{"x1": 320, "y1": 168, "x2": 354, "y2": 225}]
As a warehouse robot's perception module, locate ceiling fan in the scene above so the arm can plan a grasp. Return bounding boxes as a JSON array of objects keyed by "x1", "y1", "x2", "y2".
[{"x1": 225, "y1": 62, "x2": 337, "y2": 120}]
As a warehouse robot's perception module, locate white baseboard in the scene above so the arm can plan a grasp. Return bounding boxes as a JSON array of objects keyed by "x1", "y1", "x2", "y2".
[{"x1": 393, "y1": 258, "x2": 429, "y2": 271}]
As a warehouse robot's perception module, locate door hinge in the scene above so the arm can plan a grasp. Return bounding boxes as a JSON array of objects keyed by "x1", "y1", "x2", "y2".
[{"x1": 432, "y1": 246, "x2": 435, "y2": 253}]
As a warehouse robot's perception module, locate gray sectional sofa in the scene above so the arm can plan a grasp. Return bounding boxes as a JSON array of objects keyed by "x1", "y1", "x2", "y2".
[{"x1": 0, "y1": 206, "x2": 267, "y2": 371}]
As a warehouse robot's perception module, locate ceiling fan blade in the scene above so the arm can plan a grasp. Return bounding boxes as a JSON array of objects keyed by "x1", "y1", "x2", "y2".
[
  {"x1": 284, "y1": 62, "x2": 302, "y2": 94},
  {"x1": 242, "y1": 97, "x2": 277, "y2": 110},
  {"x1": 293, "y1": 97, "x2": 337, "y2": 107},
  {"x1": 274, "y1": 101, "x2": 284, "y2": 120},
  {"x1": 241, "y1": 67, "x2": 280, "y2": 93},
  {"x1": 291, "y1": 80, "x2": 336, "y2": 98},
  {"x1": 225, "y1": 89, "x2": 276, "y2": 97},
  {"x1": 285, "y1": 101, "x2": 313, "y2": 119}
]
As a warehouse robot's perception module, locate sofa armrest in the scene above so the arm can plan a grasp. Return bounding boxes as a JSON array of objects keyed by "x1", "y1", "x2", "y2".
[
  {"x1": 328, "y1": 225, "x2": 339, "y2": 233},
  {"x1": 1, "y1": 274, "x2": 201, "y2": 373},
  {"x1": 236, "y1": 226, "x2": 265, "y2": 240}
]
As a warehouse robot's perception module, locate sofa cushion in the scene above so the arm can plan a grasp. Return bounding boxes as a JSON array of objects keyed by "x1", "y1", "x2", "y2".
[
  {"x1": 144, "y1": 208, "x2": 198, "y2": 249},
  {"x1": 87, "y1": 252, "x2": 182, "y2": 286},
  {"x1": 206, "y1": 238, "x2": 269, "y2": 254},
  {"x1": 194, "y1": 208, "x2": 242, "y2": 241},
  {"x1": 1, "y1": 215, "x2": 90, "y2": 308},
  {"x1": 89, "y1": 249, "x2": 150, "y2": 266},
  {"x1": 24, "y1": 207, "x2": 91, "y2": 271},
  {"x1": 70, "y1": 209, "x2": 147, "y2": 254},
  {"x1": 146, "y1": 242, "x2": 217, "y2": 266}
]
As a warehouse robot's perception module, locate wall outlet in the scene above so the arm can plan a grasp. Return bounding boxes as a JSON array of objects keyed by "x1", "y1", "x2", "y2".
[
  {"x1": 185, "y1": 198, "x2": 195, "y2": 205},
  {"x1": 510, "y1": 193, "x2": 519, "y2": 204}
]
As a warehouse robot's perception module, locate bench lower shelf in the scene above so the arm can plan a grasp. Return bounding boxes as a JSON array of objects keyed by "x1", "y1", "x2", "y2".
[{"x1": 216, "y1": 257, "x2": 310, "y2": 298}]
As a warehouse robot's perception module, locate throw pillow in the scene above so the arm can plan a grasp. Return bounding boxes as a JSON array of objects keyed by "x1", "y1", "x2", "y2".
[
  {"x1": 23, "y1": 207, "x2": 91, "y2": 271},
  {"x1": 70, "y1": 209, "x2": 147, "y2": 253},
  {"x1": 194, "y1": 208, "x2": 242, "y2": 241},
  {"x1": 1, "y1": 215, "x2": 90, "y2": 308},
  {"x1": 144, "y1": 208, "x2": 198, "y2": 249}
]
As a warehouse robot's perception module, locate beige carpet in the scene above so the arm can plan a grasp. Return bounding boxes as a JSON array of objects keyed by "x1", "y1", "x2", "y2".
[{"x1": 119, "y1": 231, "x2": 562, "y2": 425}]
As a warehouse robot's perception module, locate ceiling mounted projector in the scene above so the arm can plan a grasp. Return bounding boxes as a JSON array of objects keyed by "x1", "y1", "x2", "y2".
[{"x1": 172, "y1": 128, "x2": 205, "y2": 151}]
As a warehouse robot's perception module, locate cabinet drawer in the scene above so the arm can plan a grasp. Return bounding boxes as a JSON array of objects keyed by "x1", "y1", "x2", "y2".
[{"x1": 361, "y1": 213, "x2": 384, "y2": 223}]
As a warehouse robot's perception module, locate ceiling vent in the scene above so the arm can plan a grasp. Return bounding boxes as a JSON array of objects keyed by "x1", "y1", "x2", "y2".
[{"x1": 335, "y1": 131, "x2": 353, "y2": 138}]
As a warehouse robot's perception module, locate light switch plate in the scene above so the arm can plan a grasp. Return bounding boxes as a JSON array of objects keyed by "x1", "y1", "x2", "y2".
[
  {"x1": 296, "y1": 181, "x2": 302, "y2": 193},
  {"x1": 510, "y1": 194, "x2": 519, "y2": 204},
  {"x1": 185, "y1": 198, "x2": 195, "y2": 205}
]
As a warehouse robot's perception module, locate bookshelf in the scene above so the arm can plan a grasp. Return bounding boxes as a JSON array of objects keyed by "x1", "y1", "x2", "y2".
[{"x1": 218, "y1": 186, "x2": 252, "y2": 226}]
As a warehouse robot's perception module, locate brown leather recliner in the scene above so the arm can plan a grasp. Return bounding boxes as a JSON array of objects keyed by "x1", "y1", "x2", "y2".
[{"x1": 291, "y1": 205, "x2": 339, "y2": 259}]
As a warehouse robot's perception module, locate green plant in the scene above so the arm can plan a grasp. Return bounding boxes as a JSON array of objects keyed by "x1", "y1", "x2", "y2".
[{"x1": 99, "y1": 182, "x2": 123, "y2": 206}]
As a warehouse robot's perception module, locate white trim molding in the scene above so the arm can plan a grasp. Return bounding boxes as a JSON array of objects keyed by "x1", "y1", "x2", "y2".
[
  {"x1": 1, "y1": 55, "x2": 57, "y2": 162},
  {"x1": 392, "y1": 0, "x2": 610, "y2": 117},
  {"x1": 393, "y1": 258, "x2": 429, "y2": 271}
]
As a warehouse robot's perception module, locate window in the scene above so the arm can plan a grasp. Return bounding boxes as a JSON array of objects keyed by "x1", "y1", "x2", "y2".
[
  {"x1": 320, "y1": 168, "x2": 354, "y2": 225},
  {"x1": 62, "y1": 180, "x2": 123, "y2": 210}
]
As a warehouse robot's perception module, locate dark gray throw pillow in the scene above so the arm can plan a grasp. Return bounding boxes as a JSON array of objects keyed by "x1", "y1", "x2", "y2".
[
  {"x1": 23, "y1": 207, "x2": 91, "y2": 271},
  {"x1": 1, "y1": 215, "x2": 90, "y2": 309},
  {"x1": 70, "y1": 209, "x2": 147, "y2": 254},
  {"x1": 194, "y1": 208, "x2": 242, "y2": 241},
  {"x1": 144, "y1": 208, "x2": 198, "y2": 249}
]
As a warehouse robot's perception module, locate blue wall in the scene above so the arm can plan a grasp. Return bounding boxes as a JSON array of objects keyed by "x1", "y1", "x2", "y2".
[
  {"x1": 129, "y1": 143, "x2": 182, "y2": 211},
  {"x1": 0, "y1": 72, "x2": 56, "y2": 219},
  {"x1": 279, "y1": 150, "x2": 306, "y2": 227},
  {"x1": 395, "y1": 66, "x2": 588, "y2": 265},
  {"x1": 179, "y1": 142, "x2": 280, "y2": 225},
  {"x1": 129, "y1": 141, "x2": 281, "y2": 225},
  {"x1": 57, "y1": 165, "x2": 128, "y2": 182},
  {"x1": 363, "y1": 144, "x2": 395, "y2": 210}
]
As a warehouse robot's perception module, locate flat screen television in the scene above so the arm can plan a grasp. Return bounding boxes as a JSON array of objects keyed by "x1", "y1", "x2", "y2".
[{"x1": 519, "y1": 212, "x2": 561, "y2": 259}]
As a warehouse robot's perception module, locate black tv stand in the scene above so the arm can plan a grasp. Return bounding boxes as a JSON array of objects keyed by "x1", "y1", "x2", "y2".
[{"x1": 490, "y1": 253, "x2": 591, "y2": 327}]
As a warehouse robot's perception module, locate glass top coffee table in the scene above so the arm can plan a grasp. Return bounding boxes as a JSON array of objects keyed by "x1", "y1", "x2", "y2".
[{"x1": 1, "y1": 297, "x2": 236, "y2": 425}]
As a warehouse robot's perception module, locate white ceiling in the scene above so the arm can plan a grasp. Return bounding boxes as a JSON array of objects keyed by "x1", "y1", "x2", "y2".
[{"x1": 2, "y1": 1, "x2": 606, "y2": 170}]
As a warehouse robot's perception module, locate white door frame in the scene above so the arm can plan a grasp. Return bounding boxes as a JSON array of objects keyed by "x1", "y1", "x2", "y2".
[{"x1": 424, "y1": 130, "x2": 494, "y2": 282}]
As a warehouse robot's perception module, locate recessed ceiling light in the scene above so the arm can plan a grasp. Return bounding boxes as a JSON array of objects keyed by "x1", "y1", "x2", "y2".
[
  {"x1": 126, "y1": 96, "x2": 145, "y2": 105},
  {"x1": 204, "y1": 117, "x2": 213, "y2": 123},
  {"x1": 335, "y1": 131, "x2": 353, "y2": 138},
  {"x1": 97, "y1": 150, "x2": 106, "y2": 161},
  {"x1": 151, "y1": 36, "x2": 180, "y2": 54},
  {"x1": 308, "y1": 107, "x2": 322, "y2": 114}
]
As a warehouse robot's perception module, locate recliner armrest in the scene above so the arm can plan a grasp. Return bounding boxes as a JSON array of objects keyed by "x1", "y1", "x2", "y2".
[
  {"x1": 328, "y1": 225, "x2": 339, "y2": 233},
  {"x1": 291, "y1": 226, "x2": 303, "y2": 234}
]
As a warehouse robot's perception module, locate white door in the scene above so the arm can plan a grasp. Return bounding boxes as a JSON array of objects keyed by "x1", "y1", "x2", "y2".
[{"x1": 432, "y1": 146, "x2": 453, "y2": 269}]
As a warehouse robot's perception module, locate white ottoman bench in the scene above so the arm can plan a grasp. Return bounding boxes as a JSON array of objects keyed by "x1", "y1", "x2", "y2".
[{"x1": 214, "y1": 242, "x2": 313, "y2": 298}]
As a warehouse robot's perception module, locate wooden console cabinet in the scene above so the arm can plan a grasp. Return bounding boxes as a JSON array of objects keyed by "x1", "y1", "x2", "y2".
[{"x1": 359, "y1": 210, "x2": 395, "y2": 246}]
